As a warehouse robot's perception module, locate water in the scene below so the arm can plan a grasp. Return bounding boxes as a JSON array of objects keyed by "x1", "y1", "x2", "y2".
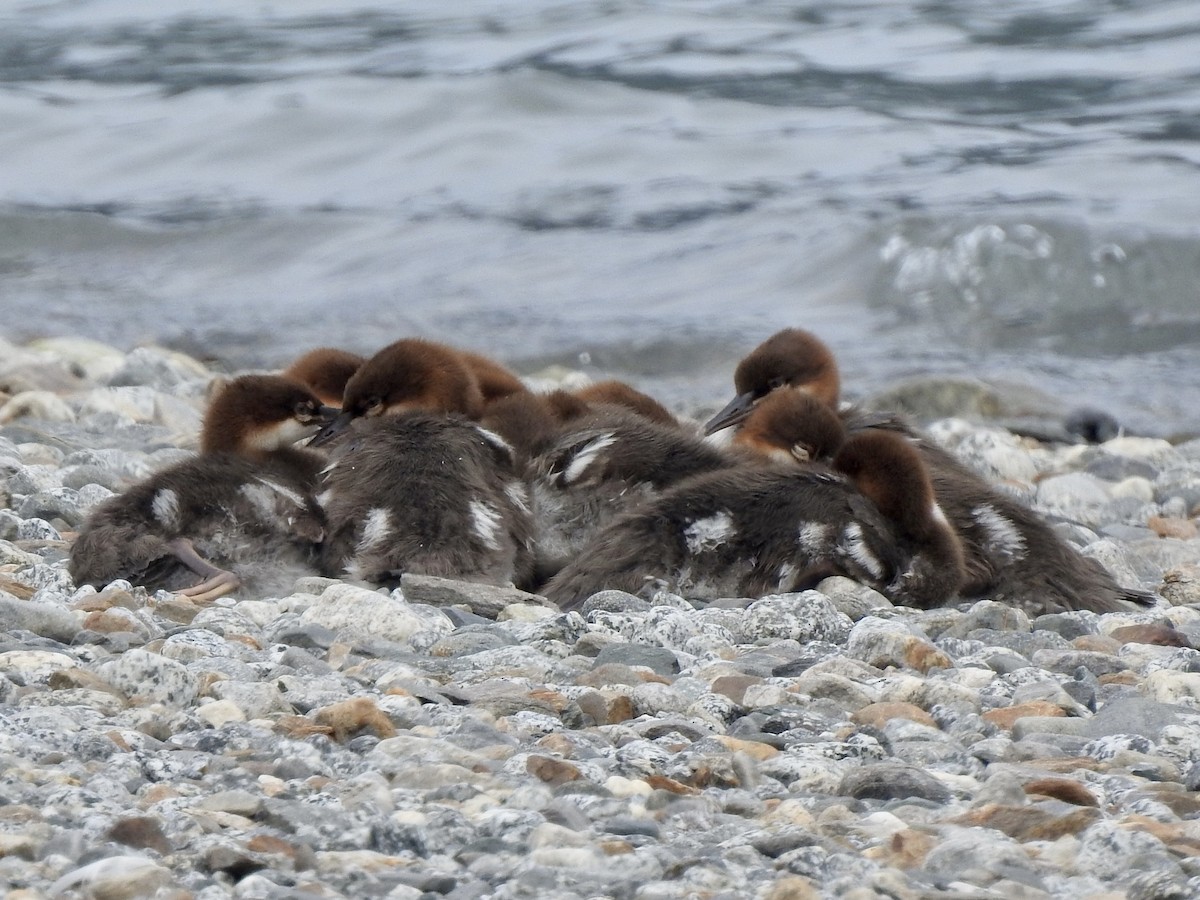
[{"x1": 2, "y1": 0, "x2": 1199, "y2": 436}]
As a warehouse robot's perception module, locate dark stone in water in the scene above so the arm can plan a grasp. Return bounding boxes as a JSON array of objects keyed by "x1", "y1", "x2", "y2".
[{"x1": 1065, "y1": 408, "x2": 1121, "y2": 444}]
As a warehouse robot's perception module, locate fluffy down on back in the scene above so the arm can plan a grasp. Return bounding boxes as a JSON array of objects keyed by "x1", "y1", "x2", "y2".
[{"x1": 317, "y1": 413, "x2": 536, "y2": 588}]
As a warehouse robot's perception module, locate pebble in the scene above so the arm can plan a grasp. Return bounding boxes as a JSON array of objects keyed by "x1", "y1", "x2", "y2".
[{"x1": 0, "y1": 338, "x2": 1197, "y2": 898}]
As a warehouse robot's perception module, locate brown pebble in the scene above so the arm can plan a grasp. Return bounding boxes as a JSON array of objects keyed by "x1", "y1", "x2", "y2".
[
  {"x1": 526, "y1": 754, "x2": 582, "y2": 785},
  {"x1": 762, "y1": 875, "x2": 821, "y2": 900},
  {"x1": 982, "y1": 700, "x2": 1066, "y2": 730},
  {"x1": 535, "y1": 733, "x2": 577, "y2": 758},
  {"x1": 106, "y1": 816, "x2": 172, "y2": 855},
  {"x1": 714, "y1": 735, "x2": 779, "y2": 761},
  {"x1": 851, "y1": 701, "x2": 937, "y2": 730},
  {"x1": 577, "y1": 663, "x2": 672, "y2": 688},
  {"x1": 953, "y1": 804, "x2": 1100, "y2": 841},
  {"x1": 1148, "y1": 515, "x2": 1199, "y2": 540},
  {"x1": 1109, "y1": 623, "x2": 1192, "y2": 649},
  {"x1": 0, "y1": 575, "x2": 35, "y2": 599},
  {"x1": 644, "y1": 774, "x2": 697, "y2": 795},
  {"x1": 1072, "y1": 634, "x2": 1122, "y2": 653},
  {"x1": 1023, "y1": 777, "x2": 1099, "y2": 806},
  {"x1": 312, "y1": 697, "x2": 396, "y2": 742},
  {"x1": 710, "y1": 674, "x2": 763, "y2": 704},
  {"x1": 904, "y1": 639, "x2": 953, "y2": 673},
  {"x1": 863, "y1": 828, "x2": 936, "y2": 869},
  {"x1": 599, "y1": 839, "x2": 635, "y2": 856},
  {"x1": 82, "y1": 608, "x2": 140, "y2": 634}
]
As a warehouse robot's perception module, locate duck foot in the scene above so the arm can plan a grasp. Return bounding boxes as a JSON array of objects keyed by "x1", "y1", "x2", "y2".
[{"x1": 168, "y1": 538, "x2": 242, "y2": 603}]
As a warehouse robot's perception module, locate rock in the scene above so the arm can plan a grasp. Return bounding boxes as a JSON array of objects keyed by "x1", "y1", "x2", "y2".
[
  {"x1": 400, "y1": 572, "x2": 550, "y2": 618},
  {"x1": 838, "y1": 763, "x2": 952, "y2": 804},
  {"x1": 50, "y1": 856, "x2": 173, "y2": 899},
  {"x1": 746, "y1": 592, "x2": 853, "y2": 644},
  {"x1": 846, "y1": 618, "x2": 952, "y2": 673},
  {"x1": 300, "y1": 582, "x2": 453, "y2": 646},
  {"x1": 97, "y1": 649, "x2": 198, "y2": 708},
  {"x1": 0, "y1": 595, "x2": 81, "y2": 642}
]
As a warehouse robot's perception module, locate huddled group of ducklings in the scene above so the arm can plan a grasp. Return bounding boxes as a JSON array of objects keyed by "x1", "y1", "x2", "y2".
[{"x1": 69, "y1": 329, "x2": 1152, "y2": 616}]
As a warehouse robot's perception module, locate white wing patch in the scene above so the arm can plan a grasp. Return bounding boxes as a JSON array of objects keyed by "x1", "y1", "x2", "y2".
[
  {"x1": 684, "y1": 511, "x2": 734, "y2": 555},
  {"x1": 972, "y1": 504, "x2": 1026, "y2": 561},
  {"x1": 356, "y1": 508, "x2": 392, "y2": 554},
  {"x1": 151, "y1": 488, "x2": 181, "y2": 529},
  {"x1": 255, "y1": 478, "x2": 306, "y2": 509},
  {"x1": 470, "y1": 500, "x2": 503, "y2": 550},
  {"x1": 474, "y1": 425, "x2": 515, "y2": 459},
  {"x1": 842, "y1": 522, "x2": 884, "y2": 580},
  {"x1": 798, "y1": 522, "x2": 830, "y2": 551},
  {"x1": 563, "y1": 433, "x2": 617, "y2": 484},
  {"x1": 239, "y1": 483, "x2": 278, "y2": 520},
  {"x1": 315, "y1": 488, "x2": 335, "y2": 509}
]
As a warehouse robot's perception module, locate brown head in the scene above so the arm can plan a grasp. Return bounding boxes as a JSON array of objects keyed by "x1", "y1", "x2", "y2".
[
  {"x1": 705, "y1": 329, "x2": 842, "y2": 435},
  {"x1": 201, "y1": 375, "x2": 334, "y2": 457},
  {"x1": 833, "y1": 430, "x2": 948, "y2": 542},
  {"x1": 309, "y1": 339, "x2": 485, "y2": 446},
  {"x1": 733, "y1": 388, "x2": 846, "y2": 464},
  {"x1": 833, "y1": 428, "x2": 966, "y2": 606},
  {"x1": 574, "y1": 380, "x2": 677, "y2": 427},
  {"x1": 281, "y1": 347, "x2": 365, "y2": 407}
]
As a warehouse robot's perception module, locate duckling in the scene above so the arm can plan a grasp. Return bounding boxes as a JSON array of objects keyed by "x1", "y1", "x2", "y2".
[
  {"x1": 707, "y1": 327, "x2": 1154, "y2": 614},
  {"x1": 573, "y1": 380, "x2": 678, "y2": 427},
  {"x1": 281, "y1": 347, "x2": 365, "y2": 407},
  {"x1": 310, "y1": 338, "x2": 526, "y2": 446},
  {"x1": 544, "y1": 424, "x2": 965, "y2": 610},
  {"x1": 69, "y1": 375, "x2": 334, "y2": 601},
  {"x1": 526, "y1": 404, "x2": 732, "y2": 570},
  {"x1": 316, "y1": 413, "x2": 536, "y2": 589},
  {"x1": 705, "y1": 328, "x2": 841, "y2": 435}
]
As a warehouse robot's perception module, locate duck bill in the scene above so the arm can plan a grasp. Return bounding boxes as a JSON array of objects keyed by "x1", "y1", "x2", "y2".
[
  {"x1": 703, "y1": 391, "x2": 756, "y2": 436},
  {"x1": 308, "y1": 409, "x2": 355, "y2": 448}
]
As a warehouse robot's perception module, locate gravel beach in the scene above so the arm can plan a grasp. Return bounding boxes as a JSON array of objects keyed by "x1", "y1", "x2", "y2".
[{"x1": 2, "y1": 335, "x2": 1200, "y2": 900}]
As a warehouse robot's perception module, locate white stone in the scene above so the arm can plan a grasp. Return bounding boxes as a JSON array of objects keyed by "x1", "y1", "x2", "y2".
[
  {"x1": 196, "y1": 699, "x2": 247, "y2": 728},
  {"x1": 301, "y1": 582, "x2": 452, "y2": 644}
]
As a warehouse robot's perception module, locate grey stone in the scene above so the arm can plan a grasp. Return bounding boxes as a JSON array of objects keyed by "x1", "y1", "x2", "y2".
[{"x1": 399, "y1": 572, "x2": 550, "y2": 618}]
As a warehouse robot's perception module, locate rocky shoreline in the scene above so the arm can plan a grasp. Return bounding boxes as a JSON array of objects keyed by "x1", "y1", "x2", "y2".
[{"x1": 2, "y1": 336, "x2": 1200, "y2": 899}]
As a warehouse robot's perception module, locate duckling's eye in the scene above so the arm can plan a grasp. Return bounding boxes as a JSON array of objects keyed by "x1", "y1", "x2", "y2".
[
  {"x1": 363, "y1": 397, "x2": 384, "y2": 417},
  {"x1": 767, "y1": 375, "x2": 788, "y2": 391},
  {"x1": 295, "y1": 401, "x2": 316, "y2": 420}
]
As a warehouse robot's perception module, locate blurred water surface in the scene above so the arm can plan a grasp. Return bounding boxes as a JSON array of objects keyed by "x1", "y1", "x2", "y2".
[{"x1": 2, "y1": 0, "x2": 1199, "y2": 433}]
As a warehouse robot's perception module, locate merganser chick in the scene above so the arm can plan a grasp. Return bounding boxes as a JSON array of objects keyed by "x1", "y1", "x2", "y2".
[
  {"x1": 573, "y1": 380, "x2": 678, "y2": 427},
  {"x1": 317, "y1": 413, "x2": 536, "y2": 588},
  {"x1": 69, "y1": 375, "x2": 334, "y2": 601},
  {"x1": 707, "y1": 327, "x2": 1154, "y2": 614},
  {"x1": 729, "y1": 388, "x2": 847, "y2": 465},
  {"x1": 281, "y1": 347, "x2": 365, "y2": 407},
  {"x1": 310, "y1": 338, "x2": 525, "y2": 446},
  {"x1": 525, "y1": 404, "x2": 731, "y2": 570},
  {"x1": 705, "y1": 328, "x2": 841, "y2": 435},
  {"x1": 544, "y1": 427, "x2": 965, "y2": 610}
]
